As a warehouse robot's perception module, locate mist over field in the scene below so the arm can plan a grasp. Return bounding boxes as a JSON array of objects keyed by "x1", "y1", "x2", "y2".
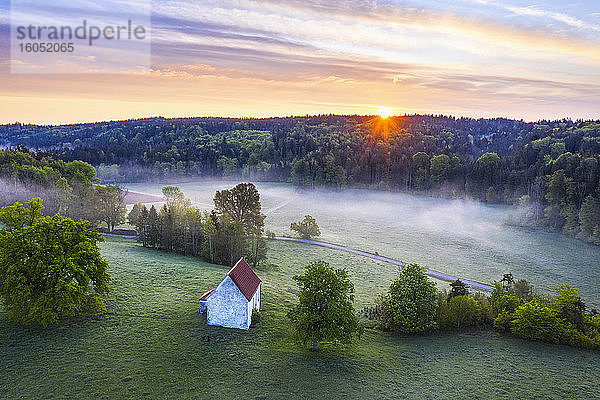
[
  {"x1": 4, "y1": 172, "x2": 597, "y2": 307},
  {"x1": 2, "y1": 0, "x2": 600, "y2": 395},
  {"x1": 124, "y1": 181, "x2": 600, "y2": 308},
  {"x1": 0, "y1": 178, "x2": 58, "y2": 211}
]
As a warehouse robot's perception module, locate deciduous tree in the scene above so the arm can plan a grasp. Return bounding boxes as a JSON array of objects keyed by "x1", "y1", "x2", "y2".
[
  {"x1": 214, "y1": 183, "x2": 266, "y2": 267},
  {"x1": 0, "y1": 199, "x2": 111, "y2": 327},
  {"x1": 95, "y1": 184, "x2": 127, "y2": 232},
  {"x1": 380, "y1": 263, "x2": 438, "y2": 333},
  {"x1": 288, "y1": 260, "x2": 361, "y2": 351},
  {"x1": 162, "y1": 186, "x2": 187, "y2": 207},
  {"x1": 290, "y1": 215, "x2": 321, "y2": 239},
  {"x1": 214, "y1": 182, "x2": 265, "y2": 233}
]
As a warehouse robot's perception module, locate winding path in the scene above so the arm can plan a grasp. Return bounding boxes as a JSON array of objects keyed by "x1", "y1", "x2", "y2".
[
  {"x1": 119, "y1": 186, "x2": 492, "y2": 291},
  {"x1": 264, "y1": 191, "x2": 301, "y2": 215},
  {"x1": 271, "y1": 236, "x2": 493, "y2": 291}
]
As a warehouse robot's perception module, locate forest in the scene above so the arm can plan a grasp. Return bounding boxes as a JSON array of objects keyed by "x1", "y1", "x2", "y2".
[
  {"x1": 1, "y1": 115, "x2": 600, "y2": 244},
  {"x1": 0, "y1": 146, "x2": 98, "y2": 220},
  {"x1": 0, "y1": 147, "x2": 130, "y2": 234},
  {"x1": 0, "y1": 147, "x2": 267, "y2": 270}
]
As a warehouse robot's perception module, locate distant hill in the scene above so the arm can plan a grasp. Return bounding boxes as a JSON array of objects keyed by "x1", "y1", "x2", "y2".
[
  {"x1": 1, "y1": 114, "x2": 600, "y2": 244},
  {"x1": 0, "y1": 115, "x2": 597, "y2": 174}
]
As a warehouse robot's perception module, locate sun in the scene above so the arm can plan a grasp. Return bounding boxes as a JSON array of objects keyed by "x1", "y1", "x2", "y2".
[
  {"x1": 376, "y1": 106, "x2": 394, "y2": 119},
  {"x1": 357, "y1": 107, "x2": 400, "y2": 140}
]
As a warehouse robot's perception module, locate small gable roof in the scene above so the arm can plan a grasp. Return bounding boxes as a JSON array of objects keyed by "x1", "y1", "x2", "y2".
[
  {"x1": 199, "y1": 288, "x2": 215, "y2": 301},
  {"x1": 227, "y1": 257, "x2": 261, "y2": 301}
]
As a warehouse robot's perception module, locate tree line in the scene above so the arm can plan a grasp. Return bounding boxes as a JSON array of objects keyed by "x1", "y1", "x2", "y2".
[
  {"x1": 287, "y1": 259, "x2": 599, "y2": 351},
  {"x1": 0, "y1": 147, "x2": 130, "y2": 233},
  {"x1": 2, "y1": 116, "x2": 600, "y2": 244},
  {"x1": 0, "y1": 147, "x2": 270, "y2": 265},
  {"x1": 363, "y1": 267, "x2": 600, "y2": 350},
  {"x1": 128, "y1": 183, "x2": 267, "y2": 268}
]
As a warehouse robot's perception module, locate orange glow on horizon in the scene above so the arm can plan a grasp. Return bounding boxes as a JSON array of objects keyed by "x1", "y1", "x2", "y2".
[
  {"x1": 357, "y1": 111, "x2": 401, "y2": 141},
  {"x1": 372, "y1": 116, "x2": 398, "y2": 140},
  {"x1": 376, "y1": 106, "x2": 394, "y2": 119}
]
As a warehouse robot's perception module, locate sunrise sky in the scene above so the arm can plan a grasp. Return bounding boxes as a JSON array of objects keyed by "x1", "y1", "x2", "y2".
[{"x1": 1, "y1": 0, "x2": 599, "y2": 124}]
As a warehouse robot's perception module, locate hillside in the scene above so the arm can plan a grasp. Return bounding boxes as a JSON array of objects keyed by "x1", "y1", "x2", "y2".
[{"x1": 2, "y1": 115, "x2": 600, "y2": 244}]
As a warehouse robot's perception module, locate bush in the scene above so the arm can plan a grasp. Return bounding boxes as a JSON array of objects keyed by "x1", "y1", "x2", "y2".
[
  {"x1": 510, "y1": 301, "x2": 565, "y2": 344},
  {"x1": 493, "y1": 311, "x2": 514, "y2": 332},
  {"x1": 563, "y1": 327, "x2": 598, "y2": 350},
  {"x1": 439, "y1": 295, "x2": 482, "y2": 330},
  {"x1": 586, "y1": 312, "x2": 600, "y2": 330},
  {"x1": 471, "y1": 292, "x2": 494, "y2": 324},
  {"x1": 510, "y1": 279, "x2": 534, "y2": 301},
  {"x1": 491, "y1": 284, "x2": 600, "y2": 350},
  {"x1": 489, "y1": 283, "x2": 523, "y2": 319},
  {"x1": 0, "y1": 199, "x2": 111, "y2": 327},
  {"x1": 290, "y1": 215, "x2": 321, "y2": 239},
  {"x1": 551, "y1": 285, "x2": 586, "y2": 331}
]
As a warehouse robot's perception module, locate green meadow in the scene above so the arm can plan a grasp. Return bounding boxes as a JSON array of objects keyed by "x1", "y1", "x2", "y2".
[
  {"x1": 2, "y1": 181, "x2": 600, "y2": 399},
  {"x1": 124, "y1": 181, "x2": 600, "y2": 307},
  {"x1": 2, "y1": 236, "x2": 600, "y2": 399}
]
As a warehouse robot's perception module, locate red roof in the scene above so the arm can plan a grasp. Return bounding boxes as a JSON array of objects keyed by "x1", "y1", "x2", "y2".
[
  {"x1": 227, "y1": 257, "x2": 261, "y2": 301},
  {"x1": 199, "y1": 288, "x2": 215, "y2": 301}
]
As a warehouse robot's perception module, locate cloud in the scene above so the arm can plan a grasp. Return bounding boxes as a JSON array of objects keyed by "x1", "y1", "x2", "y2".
[
  {"x1": 1, "y1": 0, "x2": 599, "y2": 122},
  {"x1": 151, "y1": 15, "x2": 313, "y2": 50},
  {"x1": 503, "y1": 4, "x2": 600, "y2": 32},
  {"x1": 150, "y1": 0, "x2": 600, "y2": 68}
]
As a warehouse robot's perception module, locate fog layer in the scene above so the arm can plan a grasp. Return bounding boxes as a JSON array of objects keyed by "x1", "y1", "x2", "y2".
[{"x1": 125, "y1": 181, "x2": 600, "y2": 308}]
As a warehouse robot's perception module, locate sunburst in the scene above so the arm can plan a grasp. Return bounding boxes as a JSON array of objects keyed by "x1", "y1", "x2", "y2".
[
  {"x1": 355, "y1": 107, "x2": 401, "y2": 140},
  {"x1": 376, "y1": 106, "x2": 394, "y2": 119}
]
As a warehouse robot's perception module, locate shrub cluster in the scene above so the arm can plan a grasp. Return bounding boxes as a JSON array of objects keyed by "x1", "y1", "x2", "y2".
[
  {"x1": 251, "y1": 310, "x2": 262, "y2": 327},
  {"x1": 490, "y1": 283, "x2": 599, "y2": 349},
  {"x1": 364, "y1": 265, "x2": 600, "y2": 350}
]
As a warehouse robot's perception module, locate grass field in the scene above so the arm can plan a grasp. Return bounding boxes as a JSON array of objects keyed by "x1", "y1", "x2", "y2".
[
  {"x1": 1, "y1": 236, "x2": 600, "y2": 399},
  {"x1": 122, "y1": 181, "x2": 600, "y2": 307}
]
